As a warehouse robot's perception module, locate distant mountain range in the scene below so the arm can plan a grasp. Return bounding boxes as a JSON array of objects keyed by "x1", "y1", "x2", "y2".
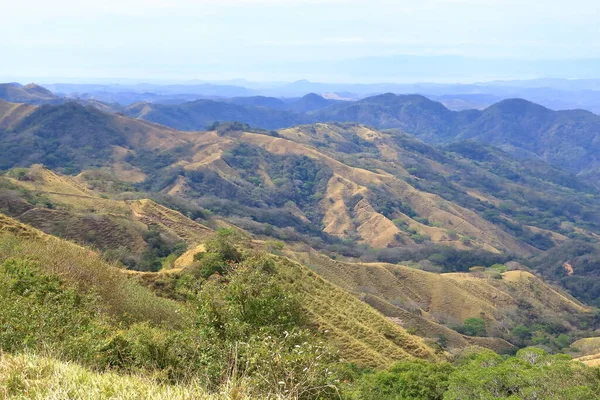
[
  {"x1": 26, "y1": 79, "x2": 600, "y2": 114},
  {"x1": 120, "y1": 92, "x2": 600, "y2": 179},
  {"x1": 2, "y1": 82, "x2": 600, "y2": 179}
]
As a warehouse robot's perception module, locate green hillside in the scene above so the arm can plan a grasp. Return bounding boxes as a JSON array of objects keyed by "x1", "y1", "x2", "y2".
[
  {"x1": 1, "y1": 99, "x2": 600, "y2": 398},
  {"x1": 2, "y1": 100, "x2": 600, "y2": 303},
  {"x1": 119, "y1": 92, "x2": 600, "y2": 178}
]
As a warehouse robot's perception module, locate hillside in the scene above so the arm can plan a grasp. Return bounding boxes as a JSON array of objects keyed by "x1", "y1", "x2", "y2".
[
  {"x1": 0, "y1": 83, "x2": 61, "y2": 105},
  {"x1": 0, "y1": 211, "x2": 438, "y2": 367},
  {"x1": 3, "y1": 101, "x2": 600, "y2": 299},
  {"x1": 289, "y1": 249, "x2": 593, "y2": 353},
  {"x1": 1, "y1": 214, "x2": 598, "y2": 398},
  {"x1": 2, "y1": 164, "x2": 599, "y2": 354},
  {"x1": 119, "y1": 92, "x2": 600, "y2": 178},
  {"x1": 6, "y1": 83, "x2": 600, "y2": 180},
  {"x1": 2, "y1": 105, "x2": 600, "y2": 397},
  {"x1": 124, "y1": 99, "x2": 308, "y2": 131},
  {"x1": 0, "y1": 100, "x2": 188, "y2": 173},
  {"x1": 311, "y1": 95, "x2": 600, "y2": 177},
  {"x1": 1, "y1": 175, "x2": 597, "y2": 357}
]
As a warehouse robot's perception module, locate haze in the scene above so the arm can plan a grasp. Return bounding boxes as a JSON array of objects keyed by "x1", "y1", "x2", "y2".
[{"x1": 3, "y1": 0, "x2": 599, "y2": 82}]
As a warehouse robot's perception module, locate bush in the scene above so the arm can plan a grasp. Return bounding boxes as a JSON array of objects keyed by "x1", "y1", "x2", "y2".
[
  {"x1": 459, "y1": 318, "x2": 487, "y2": 337},
  {"x1": 0, "y1": 258, "x2": 106, "y2": 362},
  {"x1": 345, "y1": 360, "x2": 454, "y2": 400},
  {"x1": 242, "y1": 330, "x2": 340, "y2": 399},
  {"x1": 445, "y1": 348, "x2": 600, "y2": 400}
]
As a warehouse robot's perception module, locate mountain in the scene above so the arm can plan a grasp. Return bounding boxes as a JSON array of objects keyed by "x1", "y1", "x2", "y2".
[
  {"x1": 227, "y1": 95, "x2": 287, "y2": 109},
  {"x1": 0, "y1": 100, "x2": 186, "y2": 172},
  {"x1": 285, "y1": 93, "x2": 339, "y2": 113},
  {"x1": 0, "y1": 83, "x2": 61, "y2": 104},
  {"x1": 311, "y1": 95, "x2": 600, "y2": 177},
  {"x1": 3, "y1": 101, "x2": 600, "y2": 304},
  {"x1": 119, "y1": 93, "x2": 600, "y2": 179},
  {"x1": 124, "y1": 99, "x2": 307, "y2": 131},
  {"x1": 2, "y1": 98, "x2": 600, "y2": 397}
]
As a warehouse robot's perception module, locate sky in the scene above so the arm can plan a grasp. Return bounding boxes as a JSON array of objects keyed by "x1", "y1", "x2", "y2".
[{"x1": 2, "y1": 0, "x2": 600, "y2": 83}]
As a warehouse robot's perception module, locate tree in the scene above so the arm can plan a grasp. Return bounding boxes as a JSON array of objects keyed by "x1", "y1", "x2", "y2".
[
  {"x1": 346, "y1": 360, "x2": 454, "y2": 400},
  {"x1": 460, "y1": 318, "x2": 487, "y2": 337},
  {"x1": 445, "y1": 348, "x2": 600, "y2": 400}
]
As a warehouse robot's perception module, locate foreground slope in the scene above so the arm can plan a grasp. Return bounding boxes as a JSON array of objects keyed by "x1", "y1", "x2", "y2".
[{"x1": 0, "y1": 212, "x2": 438, "y2": 367}]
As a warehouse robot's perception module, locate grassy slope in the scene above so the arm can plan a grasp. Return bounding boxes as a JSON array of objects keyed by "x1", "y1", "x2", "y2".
[
  {"x1": 1, "y1": 167, "x2": 213, "y2": 254},
  {"x1": 0, "y1": 212, "x2": 438, "y2": 367},
  {"x1": 2, "y1": 170, "x2": 595, "y2": 357},
  {"x1": 289, "y1": 249, "x2": 592, "y2": 352},
  {"x1": 0, "y1": 352, "x2": 256, "y2": 400}
]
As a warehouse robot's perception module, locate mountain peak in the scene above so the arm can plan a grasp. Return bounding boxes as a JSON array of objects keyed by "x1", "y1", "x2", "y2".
[
  {"x1": 485, "y1": 98, "x2": 551, "y2": 114},
  {"x1": 302, "y1": 92, "x2": 325, "y2": 100}
]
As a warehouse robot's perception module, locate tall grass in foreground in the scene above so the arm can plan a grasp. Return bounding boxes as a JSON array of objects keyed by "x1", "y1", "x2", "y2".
[
  {"x1": 0, "y1": 233, "x2": 187, "y2": 327},
  {"x1": 0, "y1": 352, "x2": 287, "y2": 400}
]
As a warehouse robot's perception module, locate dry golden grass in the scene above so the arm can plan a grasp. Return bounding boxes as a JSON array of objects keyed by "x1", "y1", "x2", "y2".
[
  {"x1": 290, "y1": 250, "x2": 591, "y2": 353},
  {"x1": 0, "y1": 214, "x2": 186, "y2": 326},
  {"x1": 130, "y1": 199, "x2": 212, "y2": 245},
  {"x1": 173, "y1": 243, "x2": 206, "y2": 268},
  {"x1": 577, "y1": 353, "x2": 600, "y2": 367},
  {"x1": 7, "y1": 166, "x2": 132, "y2": 216},
  {"x1": 572, "y1": 337, "x2": 600, "y2": 356},
  {"x1": 274, "y1": 257, "x2": 439, "y2": 367},
  {"x1": 110, "y1": 146, "x2": 147, "y2": 183},
  {"x1": 0, "y1": 352, "x2": 271, "y2": 400}
]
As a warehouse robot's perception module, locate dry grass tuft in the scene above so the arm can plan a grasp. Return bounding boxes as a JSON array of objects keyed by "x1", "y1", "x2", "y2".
[{"x1": 0, "y1": 352, "x2": 281, "y2": 400}]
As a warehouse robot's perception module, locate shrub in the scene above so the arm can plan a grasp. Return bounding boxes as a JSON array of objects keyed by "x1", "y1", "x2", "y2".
[
  {"x1": 445, "y1": 348, "x2": 600, "y2": 400},
  {"x1": 345, "y1": 360, "x2": 454, "y2": 400},
  {"x1": 0, "y1": 258, "x2": 106, "y2": 362},
  {"x1": 459, "y1": 318, "x2": 487, "y2": 337}
]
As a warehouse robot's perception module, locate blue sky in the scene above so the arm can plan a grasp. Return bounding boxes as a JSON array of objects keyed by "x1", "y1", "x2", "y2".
[{"x1": 2, "y1": 0, "x2": 599, "y2": 82}]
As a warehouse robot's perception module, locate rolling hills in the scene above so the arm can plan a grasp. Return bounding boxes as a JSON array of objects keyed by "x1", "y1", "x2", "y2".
[
  {"x1": 1, "y1": 167, "x2": 596, "y2": 356},
  {"x1": 5, "y1": 83, "x2": 600, "y2": 181},
  {"x1": 118, "y1": 92, "x2": 600, "y2": 179},
  {"x1": 2, "y1": 98, "x2": 600, "y2": 351},
  {"x1": 2, "y1": 94, "x2": 600, "y2": 397}
]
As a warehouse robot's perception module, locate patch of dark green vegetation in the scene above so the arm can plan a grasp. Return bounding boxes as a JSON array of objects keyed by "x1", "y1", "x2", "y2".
[{"x1": 0, "y1": 103, "x2": 126, "y2": 173}]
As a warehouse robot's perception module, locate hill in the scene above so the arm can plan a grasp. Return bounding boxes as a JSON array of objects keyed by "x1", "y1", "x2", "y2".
[
  {"x1": 0, "y1": 100, "x2": 188, "y2": 173},
  {"x1": 289, "y1": 249, "x2": 593, "y2": 353},
  {"x1": 1, "y1": 172, "x2": 597, "y2": 357},
  {"x1": 3, "y1": 102, "x2": 600, "y2": 300},
  {"x1": 311, "y1": 95, "x2": 600, "y2": 177},
  {"x1": 1, "y1": 213, "x2": 599, "y2": 398},
  {"x1": 0, "y1": 83, "x2": 61, "y2": 104},
  {"x1": 117, "y1": 92, "x2": 600, "y2": 178},
  {"x1": 0, "y1": 210, "x2": 438, "y2": 368},
  {"x1": 124, "y1": 99, "x2": 308, "y2": 131}
]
